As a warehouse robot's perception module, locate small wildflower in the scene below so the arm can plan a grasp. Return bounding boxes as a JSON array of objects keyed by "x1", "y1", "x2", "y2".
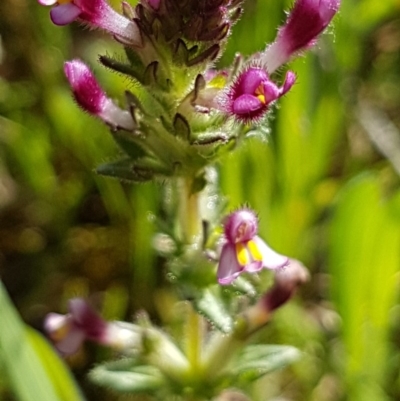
[
  {"x1": 219, "y1": 67, "x2": 296, "y2": 123},
  {"x1": 217, "y1": 209, "x2": 289, "y2": 285},
  {"x1": 44, "y1": 298, "x2": 140, "y2": 355},
  {"x1": 261, "y1": 0, "x2": 341, "y2": 72},
  {"x1": 38, "y1": 0, "x2": 142, "y2": 46},
  {"x1": 64, "y1": 59, "x2": 134, "y2": 130}
]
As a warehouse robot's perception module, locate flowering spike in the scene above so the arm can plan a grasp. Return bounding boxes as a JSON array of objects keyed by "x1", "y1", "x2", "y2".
[
  {"x1": 38, "y1": 0, "x2": 142, "y2": 46},
  {"x1": 217, "y1": 209, "x2": 289, "y2": 285},
  {"x1": 64, "y1": 59, "x2": 134, "y2": 130},
  {"x1": 219, "y1": 67, "x2": 296, "y2": 123},
  {"x1": 261, "y1": 0, "x2": 340, "y2": 72}
]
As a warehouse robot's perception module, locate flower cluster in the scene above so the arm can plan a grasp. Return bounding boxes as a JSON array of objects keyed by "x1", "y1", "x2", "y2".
[{"x1": 43, "y1": 0, "x2": 335, "y2": 185}]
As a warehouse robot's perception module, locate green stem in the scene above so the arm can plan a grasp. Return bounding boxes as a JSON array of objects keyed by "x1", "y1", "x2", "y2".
[
  {"x1": 178, "y1": 176, "x2": 201, "y2": 244},
  {"x1": 176, "y1": 176, "x2": 204, "y2": 376},
  {"x1": 185, "y1": 303, "x2": 202, "y2": 374}
]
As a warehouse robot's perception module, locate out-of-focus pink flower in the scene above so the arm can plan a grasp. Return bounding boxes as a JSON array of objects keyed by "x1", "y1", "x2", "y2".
[
  {"x1": 261, "y1": 0, "x2": 340, "y2": 72},
  {"x1": 38, "y1": 0, "x2": 142, "y2": 46},
  {"x1": 44, "y1": 298, "x2": 109, "y2": 355},
  {"x1": 144, "y1": 0, "x2": 161, "y2": 10},
  {"x1": 217, "y1": 209, "x2": 289, "y2": 285},
  {"x1": 64, "y1": 59, "x2": 134, "y2": 130},
  {"x1": 219, "y1": 67, "x2": 296, "y2": 123},
  {"x1": 44, "y1": 298, "x2": 141, "y2": 355}
]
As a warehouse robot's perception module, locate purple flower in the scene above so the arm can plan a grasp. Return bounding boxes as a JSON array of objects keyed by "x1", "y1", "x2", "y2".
[
  {"x1": 44, "y1": 298, "x2": 109, "y2": 355},
  {"x1": 261, "y1": 0, "x2": 340, "y2": 72},
  {"x1": 44, "y1": 298, "x2": 141, "y2": 355},
  {"x1": 38, "y1": 0, "x2": 142, "y2": 46},
  {"x1": 217, "y1": 209, "x2": 289, "y2": 285},
  {"x1": 220, "y1": 67, "x2": 296, "y2": 123},
  {"x1": 64, "y1": 59, "x2": 134, "y2": 130}
]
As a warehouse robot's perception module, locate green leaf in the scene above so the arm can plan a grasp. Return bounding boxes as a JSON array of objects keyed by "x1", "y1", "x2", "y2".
[
  {"x1": 26, "y1": 328, "x2": 86, "y2": 401},
  {"x1": 194, "y1": 288, "x2": 233, "y2": 334},
  {"x1": 89, "y1": 359, "x2": 165, "y2": 394},
  {"x1": 328, "y1": 174, "x2": 400, "y2": 389},
  {"x1": 229, "y1": 345, "x2": 300, "y2": 383},
  {"x1": 0, "y1": 281, "x2": 84, "y2": 401}
]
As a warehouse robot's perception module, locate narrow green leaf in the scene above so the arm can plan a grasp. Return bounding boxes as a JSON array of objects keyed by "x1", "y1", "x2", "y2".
[
  {"x1": 0, "y1": 282, "x2": 69, "y2": 401},
  {"x1": 329, "y1": 174, "x2": 400, "y2": 392},
  {"x1": 26, "y1": 328, "x2": 86, "y2": 401}
]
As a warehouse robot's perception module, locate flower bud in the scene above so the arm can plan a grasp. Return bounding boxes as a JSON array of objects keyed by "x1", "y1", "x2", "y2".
[
  {"x1": 260, "y1": 0, "x2": 340, "y2": 72},
  {"x1": 64, "y1": 60, "x2": 134, "y2": 130}
]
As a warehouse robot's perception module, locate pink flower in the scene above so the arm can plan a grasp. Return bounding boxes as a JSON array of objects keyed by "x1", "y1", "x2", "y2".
[
  {"x1": 220, "y1": 67, "x2": 296, "y2": 123},
  {"x1": 64, "y1": 59, "x2": 134, "y2": 130},
  {"x1": 217, "y1": 209, "x2": 289, "y2": 285},
  {"x1": 144, "y1": 0, "x2": 161, "y2": 10},
  {"x1": 261, "y1": 0, "x2": 340, "y2": 72},
  {"x1": 44, "y1": 298, "x2": 110, "y2": 355},
  {"x1": 38, "y1": 0, "x2": 142, "y2": 46},
  {"x1": 44, "y1": 298, "x2": 140, "y2": 355}
]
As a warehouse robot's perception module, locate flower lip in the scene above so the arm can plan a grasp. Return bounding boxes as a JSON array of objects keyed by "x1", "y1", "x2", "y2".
[
  {"x1": 220, "y1": 66, "x2": 296, "y2": 123},
  {"x1": 50, "y1": 3, "x2": 82, "y2": 26}
]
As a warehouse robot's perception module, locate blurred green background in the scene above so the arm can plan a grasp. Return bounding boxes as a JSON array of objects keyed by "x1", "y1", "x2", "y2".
[{"x1": 1, "y1": 0, "x2": 400, "y2": 400}]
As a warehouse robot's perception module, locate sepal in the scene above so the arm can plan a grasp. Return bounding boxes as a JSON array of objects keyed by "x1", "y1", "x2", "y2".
[
  {"x1": 96, "y1": 157, "x2": 171, "y2": 182},
  {"x1": 99, "y1": 55, "x2": 144, "y2": 82}
]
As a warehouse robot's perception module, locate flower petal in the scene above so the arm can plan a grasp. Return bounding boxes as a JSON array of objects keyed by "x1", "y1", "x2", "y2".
[
  {"x1": 69, "y1": 298, "x2": 108, "y2": 341},
  {"x1": 262, "y1": 80, "x2": 281, "y2": 103},
  {"x1": 55, "y1": 327, "x2": 86, "y2": 355},
  {"x1": 253, "y1": 236, "x2": 289, "y2": 269},
  {"x1": 232, "y1": 94, "x2": 264, "y2": 115},
  {"x1": 281, "y1": 71, "x2": 297, "y2": 95},
  {"x1": 217, "y1": 243, "x2": 243, "y2": 285},
  {"x1": 242, "y1": 240, "x2": 263, "y2": 272},
  {"x1": 38, "y1": 0, "x2": 57, "y2": 5},
  {"x1": 50, "y1": 3, "x2": 81, "y2": 26},
  {"x1": 238, "y1": 68, "x2": 269, "y2": 94}
]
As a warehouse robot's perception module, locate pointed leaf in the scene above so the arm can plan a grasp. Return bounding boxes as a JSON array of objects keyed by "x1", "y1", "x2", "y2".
[
  {"x1": 0, "y1": 281, "x2": 83, "y2": 401},
  {"x1": 194, "y1": 288, "x2": 233, "y2": 334},
  {"x1": 97, "y1": 158, "x2": 154, "y2": 182},
  {"x1": 89, "y1": 359, "x2": 165, "y2": 394},
  {"x1": 229, "y1": 344, "x2": 300, "y2": 383}
]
